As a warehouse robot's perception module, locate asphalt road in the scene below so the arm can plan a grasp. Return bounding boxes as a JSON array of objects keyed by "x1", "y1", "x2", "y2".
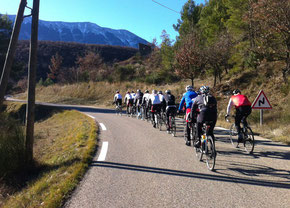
[{"x1": 61, "y1": 105, "x2": 290, "y2": 208}]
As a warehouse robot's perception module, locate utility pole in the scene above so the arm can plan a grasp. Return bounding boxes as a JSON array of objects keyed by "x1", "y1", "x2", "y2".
[
  {"x1": 0, "y1": 0, "x2": 27, "y2": 109},
  {"x1": 25, "y1": 0, "x2": 40, "y2": 164}
]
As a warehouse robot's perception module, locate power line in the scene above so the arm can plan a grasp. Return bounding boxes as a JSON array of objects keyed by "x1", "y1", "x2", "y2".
[{"x1": 151, "y1": 0, "x2": 180, "y2": 14}]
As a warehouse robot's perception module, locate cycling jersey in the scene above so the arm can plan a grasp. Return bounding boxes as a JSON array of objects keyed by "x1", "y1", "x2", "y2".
[
  {"x1": 114, "y1": 93, "x2": 122, "y2": 101},
  {"x1": 178, "y1": 90, "x2": 198, "y2": 111},
  {"x1": 124, "y1": 93, "x2": 133, "y2": 104},
  {"x1": 149, "y1": 94, "x2": 161, "y2": 105},
  {"x1": 142, "y1": 93, "x2": 150, "y2": 105},
  {"x1": 227, "y1": 94, "x2": 251, "y2": 115}
]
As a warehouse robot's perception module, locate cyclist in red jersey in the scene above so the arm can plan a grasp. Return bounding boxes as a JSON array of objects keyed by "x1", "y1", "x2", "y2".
[{"x1": 225, "y1": 89, "x2": 252, "y2": 142}]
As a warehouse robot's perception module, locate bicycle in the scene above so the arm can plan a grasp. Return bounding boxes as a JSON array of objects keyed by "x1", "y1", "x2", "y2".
[
  {"x1": 226, "y1": 116, "x2": 255, "y2": 154},
  {"x1": 167, "y1": 113, "x2": 176, "y2": 137},
  {"x1": 115, "y1": 103, "x2": 122, "y2": 116},
  {"x1": 193, "y1": 122, "x2": 216, "y2": 171}
]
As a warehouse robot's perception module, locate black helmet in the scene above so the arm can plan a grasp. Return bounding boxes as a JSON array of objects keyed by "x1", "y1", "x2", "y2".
[
  {"x1": 158, "y1": 90, "x2": 163, "y2": 94},
  {"x1": 116, "y1": 90, "x2": 119, "y2": 93},
  {"x1": 233, "y1": 89, "x2": 241, "y2": 95},
  {"x1": 145, "y1": 90, "x2": 149, "y2": 93},
  {"x1": 165, "y1": 90, "x2": 171, "y2": 94}
]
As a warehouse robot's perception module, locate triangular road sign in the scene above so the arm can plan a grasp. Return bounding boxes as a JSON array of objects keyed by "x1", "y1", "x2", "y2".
[{"x1": 252, "y1": 90, "x2": 272, "y2": 109}]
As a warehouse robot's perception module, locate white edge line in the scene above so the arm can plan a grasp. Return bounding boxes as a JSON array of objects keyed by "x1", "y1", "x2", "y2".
[
  {"x1": 100, "y1": 123, "x2": 107, "y2": 131},
  {"x1": 86, "y1": 114, "x2": 95, "y2": 120},
  {"x1": 215, "y1": 127, "x2": 229, "y2": 131},
  {"x1": 98, "y1": 141, "x2": 108, "y2": 161}
]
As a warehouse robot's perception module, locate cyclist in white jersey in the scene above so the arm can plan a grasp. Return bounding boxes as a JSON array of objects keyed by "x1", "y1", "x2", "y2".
[
  {"x1": 114, "y1": 90, "x2": 122, "y2": 106},
  {"x1": 142, "y1": 90, "x2": 150, "y2": 119},
  {"x1": 149, "y1": 90, "x2": 161, "y2": 128},
  {"x1": 124, "y1": 91, "x2": 133, "y2": 114}
]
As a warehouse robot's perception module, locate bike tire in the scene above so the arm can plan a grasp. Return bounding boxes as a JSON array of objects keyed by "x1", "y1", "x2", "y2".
[
  {"x1": 244, "y1": 127, "x2": 255, "y2": 154},
  {"x1": 171, "y1": 117, "x2": 176, "y2": 137},
  {"x1": 229, "y1": 123, "x2": 237, "y2": 147},
  {"x1": 205, "y1": 135, "x2": 216, "y2": 171}
]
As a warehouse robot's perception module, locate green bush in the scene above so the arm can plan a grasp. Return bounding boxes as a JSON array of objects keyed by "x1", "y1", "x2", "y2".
[{"x1": 0, "y1": 113, "x2": 25, "y2": 176}]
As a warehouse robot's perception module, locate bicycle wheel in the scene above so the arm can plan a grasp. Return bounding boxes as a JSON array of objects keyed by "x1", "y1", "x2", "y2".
[
  {"x1": 158, "y1": 114, "x2": 163, "y2": 131},
  {"x1": 171, "y1": 117, "x2": 176, "y2": 137},
  {"x1": 243, "y1": 127, "x2": 255, "y2": 154},
  {"x1": 229, "y1": 123, "x2": 237, "y2": 147},
  {"x1": 205, "y1": 135, "x2": 216, "y2": 171}
]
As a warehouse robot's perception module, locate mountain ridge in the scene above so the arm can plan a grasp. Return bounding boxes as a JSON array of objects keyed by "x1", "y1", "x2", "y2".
[{"x1": 7, "y1": 15, "x2": 148, "y2": 48}]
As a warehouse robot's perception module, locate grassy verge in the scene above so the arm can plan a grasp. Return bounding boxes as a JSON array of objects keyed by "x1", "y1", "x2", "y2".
[{"x1": 1, "y1": 105, "x2": 98, "y2": 208}]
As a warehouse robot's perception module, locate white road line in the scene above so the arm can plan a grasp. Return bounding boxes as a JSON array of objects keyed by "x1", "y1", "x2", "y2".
[
  {"x1": 215, "y1": 127, "x2": 229, "y2": 131},
  {"x1": 97, "y1": 141, "x2": 108, "y2": 161},
  {"x1": 86, "y1": 114, "x2": 95, "y2": 120},
  {"x1": 100, "y1": 123, "x2": 107, "y2": 131}
]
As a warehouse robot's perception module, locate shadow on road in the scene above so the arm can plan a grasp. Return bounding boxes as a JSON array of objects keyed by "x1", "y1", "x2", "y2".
[{"x1": 90, "y1": 161, "x2": 290, "y2": 189}]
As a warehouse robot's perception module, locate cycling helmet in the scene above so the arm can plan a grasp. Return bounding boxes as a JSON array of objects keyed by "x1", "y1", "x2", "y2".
[
  {"x1": 200, "y1": 86, "x2": 210, "y2": 94},
  {"x1": 116, "y1": 90, "x2": 119, "y2": 93},
  {"x1": 131, "y1": 90, "x2": 135, "y2": 93},
  {"x1": 137, "y1": 89, "x2": 141, "y2": 93},
  {"x1": 127, "y1": 91, "x2": 130, "y2": 93},
  {"x1": 165, "y1": 90, "x2": 171, "y2": 94},
  {"x1": 186, "y1": 85, "x2": 193, "y2": 91},
  {"x1": 158, "y1": 90, "x2": 163, "y2": 94},
  {"x1": 233, "y1": 89, "x2": 241, "y2": 95},
  {"x1": 145, "y1": 90, "x2": 149, "y2": 93},
  {"x1": 152, "y1": 89, "x2": 157, "y2": 94}
]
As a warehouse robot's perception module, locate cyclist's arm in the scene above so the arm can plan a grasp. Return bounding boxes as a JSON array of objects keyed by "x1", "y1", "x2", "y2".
[
  {"x1": 226, "y1": 98, "x2": 233, "y2": 115},
  {"x1": 178, "y1": 97, "x2": 185, "y2": 111}
]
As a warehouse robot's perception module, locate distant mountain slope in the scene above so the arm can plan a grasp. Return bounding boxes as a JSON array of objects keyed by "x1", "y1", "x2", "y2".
[{"x1": 8, "y1": 15, "x2": 148, "y2": 48}]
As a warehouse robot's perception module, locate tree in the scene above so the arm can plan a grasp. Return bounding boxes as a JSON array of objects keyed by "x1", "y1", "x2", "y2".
[
  {"x1": 205, "y1": 33, "x2": 232, "y2": 86},
  {"x1": 47, "y1": 53, "x2": 63, "y2": 82},
  {"x1": 173, "y1": 0, "x2": 203, "y2": 39},
  {"x1": 248, "y1": 0, "x2": 290, "y2": 83},
  {"x1": 76, "y1": 51, "x2": 103, "y2": 81},
  {"x1": 160, "y1": 30, "x2": 175, "y2": 74},
  {"x1": 175, "y1": 32, "x2": 205, "y2": 86}
]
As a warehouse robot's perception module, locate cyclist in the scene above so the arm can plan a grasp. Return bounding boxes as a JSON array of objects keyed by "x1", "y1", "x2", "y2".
[
  {"x1": 134, "y1": 89, "x2": 144, "y2": 118},
  {"x1": 149, "y1": 89, "x2": 161, "y2": 128},
  {"x1": 124, "y1": 91, "x2": 133, "y2": 115},
  {"x1": 192, "y1": 86, "x2": 217, "y2": 148},
  {"x1": 131, "y1": 91, "x2": 136, "y2": 115},
  {"x1": 178, "y1": 85, "x2": 198, "y2": 146},
  {"x1": 113, "y1": 90, "x2": 122, "y2": 107},
  {"x1": 225, "y1": 89, "x2": 252, "y2": 143},
  {"x1": 164, "y1": 90, "x2": 176, "y2": 133},
  {"x1": 142, "y1": 90, "x2": 150, "y2": 119}
]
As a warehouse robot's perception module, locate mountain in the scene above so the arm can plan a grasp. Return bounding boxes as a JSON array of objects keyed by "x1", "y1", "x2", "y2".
[{"x1": 8, "y1": 15, "x2": 148, "y2": 48}]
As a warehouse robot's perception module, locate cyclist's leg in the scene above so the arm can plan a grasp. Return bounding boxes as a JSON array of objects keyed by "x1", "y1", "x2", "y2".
[
  {"x1": 235, "y1": 108, "x2": 243, "y2": 142},
  {"x1": 194, "y1": 112, "x2": 205, "y2": 147}
]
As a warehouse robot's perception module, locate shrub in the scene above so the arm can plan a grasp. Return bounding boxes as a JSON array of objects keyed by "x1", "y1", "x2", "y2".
[{"x1": 0, "y1": 113, "x2": 25, "y2": 176}]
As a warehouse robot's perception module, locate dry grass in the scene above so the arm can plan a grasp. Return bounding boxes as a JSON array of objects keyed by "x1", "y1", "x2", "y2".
[{"x1": 1, "y1": 109, "x2": 98, "y2": 208}]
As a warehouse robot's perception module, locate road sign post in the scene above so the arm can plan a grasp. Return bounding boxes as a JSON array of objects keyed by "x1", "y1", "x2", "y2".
[{"x1": 252, "y1": 90, "x2": 272, "y2": 126}]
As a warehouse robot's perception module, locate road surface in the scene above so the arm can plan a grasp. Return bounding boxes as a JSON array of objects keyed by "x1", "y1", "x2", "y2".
[{"x1": 63, "y1": 105, "x2": 290, "y2": 208}]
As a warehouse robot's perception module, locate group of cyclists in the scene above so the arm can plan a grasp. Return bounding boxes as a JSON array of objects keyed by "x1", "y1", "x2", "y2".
[{"x1": 114, "y1": 85, "x2": 252, "y2": 148}]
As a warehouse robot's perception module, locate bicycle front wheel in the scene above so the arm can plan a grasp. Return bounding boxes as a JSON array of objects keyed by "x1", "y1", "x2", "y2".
[
  {"x1": 205, "y1": 135, "x2": 216, "y2": 171},
  {"x1": 229, "y1": 124, "x2": 237, "y2": 147},
  {"x1": 244, "y1": 127, "x2": 255, "y2": 154}
]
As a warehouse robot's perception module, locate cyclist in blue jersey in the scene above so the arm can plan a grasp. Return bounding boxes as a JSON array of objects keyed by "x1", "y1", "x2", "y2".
[{"x1": 178, "y1": 85, "x2": 198, "y2": 146}]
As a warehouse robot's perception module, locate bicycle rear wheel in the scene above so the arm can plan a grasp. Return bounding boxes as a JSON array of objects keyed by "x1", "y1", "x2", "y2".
[
  {"x1": 243, "y1": 127, "x2": 255, "y2": 154},
  {"x1": 205, "y1": 135, "x2": 216, "y2": 171},
  {"x1": 229, "y1": 123, "x2": 237, "y2": 147},
  {"x1": 171, "y1": 117, "x2": 176, "y2": 137},
  {"x1": 158, "y1": 114, "x2": 163, "y2": 131}
]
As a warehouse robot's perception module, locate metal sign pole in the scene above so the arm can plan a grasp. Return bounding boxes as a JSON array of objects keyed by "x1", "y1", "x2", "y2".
[{"x1": 260, "y1": 109, "x2": 263, "y2": 126}]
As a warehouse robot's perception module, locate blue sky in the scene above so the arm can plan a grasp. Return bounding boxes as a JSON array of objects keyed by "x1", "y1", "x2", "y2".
[{"x1": 0, "y1": 0, "x2": 204, "y2": 44}]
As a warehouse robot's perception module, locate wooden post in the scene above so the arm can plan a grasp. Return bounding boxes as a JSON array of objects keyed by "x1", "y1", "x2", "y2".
[
  {"x1": 25, "y1": 0, "x2": 40, "y2": 164},
  {"x1": 0, "y1": 0, "x2": 27, "y2": 109}
]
